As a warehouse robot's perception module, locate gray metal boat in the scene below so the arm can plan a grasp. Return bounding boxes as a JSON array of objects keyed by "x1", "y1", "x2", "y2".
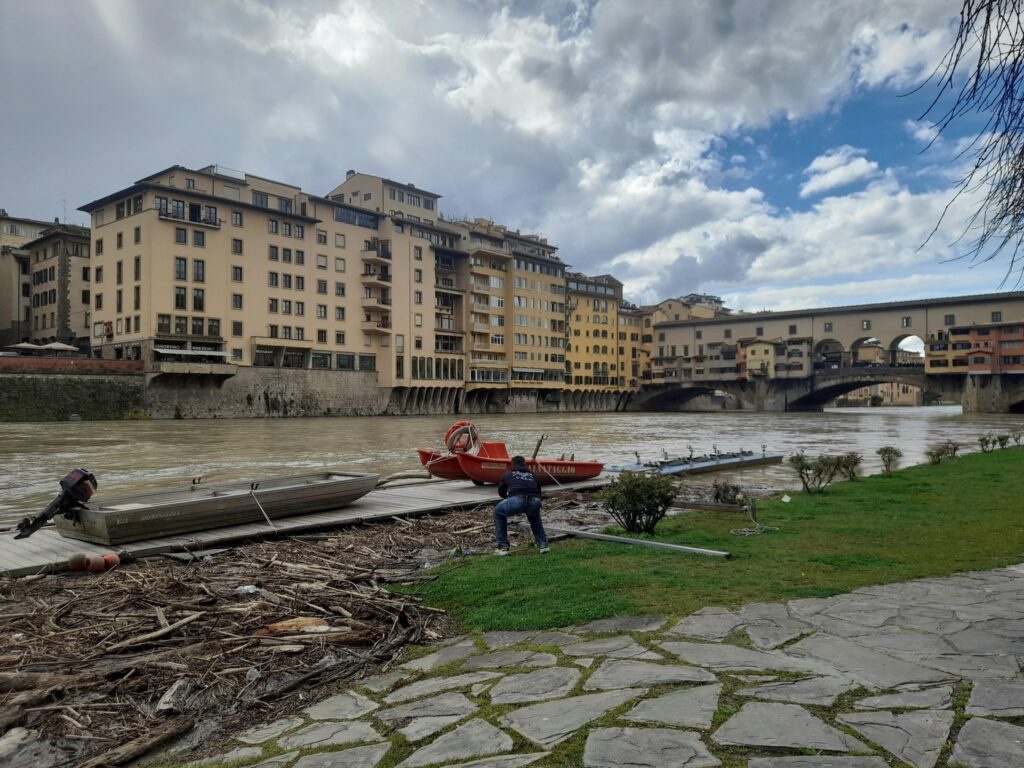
[{"x1": 54, "y1": 470, "x2": 379, "y2": 545}]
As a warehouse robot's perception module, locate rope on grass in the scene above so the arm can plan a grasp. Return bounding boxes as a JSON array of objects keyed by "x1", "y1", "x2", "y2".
[{"x1": 730, "y1": 500, "x2": 780, "y2": 537}]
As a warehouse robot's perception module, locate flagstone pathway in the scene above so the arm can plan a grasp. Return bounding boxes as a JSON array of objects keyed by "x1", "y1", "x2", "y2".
[{"x1": 168, "y1": 564, "x2": 1024, "y2": 768}]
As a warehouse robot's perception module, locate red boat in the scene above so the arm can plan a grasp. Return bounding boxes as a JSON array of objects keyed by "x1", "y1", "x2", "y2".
[
  {"x1": 455, "y1": 443, "x2": 604, "y2": 485},
  {"x1": 418, "y1": 421, "x2": 604, "y2": 485}
]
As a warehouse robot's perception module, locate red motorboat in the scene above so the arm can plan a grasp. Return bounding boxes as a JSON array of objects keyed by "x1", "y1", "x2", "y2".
[{"x1": 455, "y1": 442, "x2": 604, "y2": 485}]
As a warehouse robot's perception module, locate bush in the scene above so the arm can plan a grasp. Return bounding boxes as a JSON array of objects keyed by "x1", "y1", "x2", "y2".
[
  {"x1": 1012, "y1": 431, "x2": 1023, "y2": 446},
  {"x1": 837, "y1": 452, "x2": 862, "y2": 481},
  {"x1": 942, "y1": 440, "x2": 961, "y2": 458},
  {"x1": 876, "y1": 446, "x2": 902, "y2": 475},
  {"x1": 997, "y1": 434, "x2": 1010, "y2": 449},
  {"x1": 979, "y1": 433, "x2": 996, "y2": 453},
  {"x1": 788, "y1": 452, "x2": 842, "y2": 494},
  {"x1": 924, "y1": 446, "x2": 945, "y2": 465},
  {"x1": 711, "y1": 480, "x2": 743, "y2": 504},
  {"x1": 600, "y1": 472, "x2": 678, "y2": 534}
]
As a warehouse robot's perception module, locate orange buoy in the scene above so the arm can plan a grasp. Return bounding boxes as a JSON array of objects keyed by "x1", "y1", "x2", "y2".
[
  {"x1": 85, "y1": 554, "x2": 107, "y2": 573},
  {"x1": 68, "y1": 552, "x2": 89, "y2": 571},
  {"x1": 102, "y1": 553, "x2": 120, "y2": 570}
]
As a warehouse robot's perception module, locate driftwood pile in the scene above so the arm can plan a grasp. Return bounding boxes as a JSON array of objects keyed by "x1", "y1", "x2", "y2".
[{"x1": 0, "y1": 507, "x2": 507, "y2": 768}]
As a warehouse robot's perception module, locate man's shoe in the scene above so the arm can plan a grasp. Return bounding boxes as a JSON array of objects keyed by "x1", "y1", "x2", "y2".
[
  {"x1": 539, "y1": 546, "x2": 551, "y2": 554},
  {"x1": 493, "y1": 548, "x2": 511, "y2": 556}
]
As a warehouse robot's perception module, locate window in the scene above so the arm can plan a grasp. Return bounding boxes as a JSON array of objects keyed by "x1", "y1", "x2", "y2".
[
  {"x1": 175, "y1": 257, "x2": 187, "y2": 280},
  {"x1": 268, "y1": 324, "x2": 278, "y2": 338},
  {"x1": 134, "y1": 256, "x2": 141, "y2": 281},
  {"x1": 296, "y1": 225, "x2": 304, "y2": 239},
  {"x1": 134, "y1": 226, "x2": 141, "y2": 244},
  {"x1": 335, "y1": 257, "x2": 345, "y2": 272},
  {"x1": 414, "y1": 313, "x2": 423, "y2": 327},
  {"x1": 317, "y1": 254, "x2": 328, "y2": 269},
  {"x1": 133, "y1": 285, "x2": 140, "y2": 310},
  {"x1": 861, "y1": 320, "x2": 871, "y2": 331},
  {"x1": 755, "y1": 326, "x2": 764, "y2": 336},
  {"x1": 116, "y1": 289, "x2": 123, "y2": 313},
  {"x1": 185, "y1": 178, "x2": 195, "y2": 190},
  {"x1": 95, "y1": 266, "x2": 103, "y2": 283},
  {"x1": 192, "y1": 230, "x2": 204, "y2": 247},
  {"x1": 116, "y1": 261, "x2": 123, "y2": 284},
  {"x1": 695, "y1": 330, "x2": 702, "y2": 340},
  {"x1": 193, "y1": 259, "x2": 205, "y2": 282},
  {"x1": 193, "y1": 288, "x2": 205, "y2": 311},
  {"x1": 414, "y1": 269, "x2": 422, "y2": 283},
  {"x1": 317, "y1": 229, "x2": 327, "y2": 244},
  {"x1": 174, "y1": 287, "x2": 186, "y2": 310},
  {"x1": 823, "y1": 321, "x2": 833, "y2": 333},
  {"x1": 414, "y1": 337, "x2": 423, "y2": 350},
  {"x1": 232, "y1": 348, "x2": 243, "y2": 360},
  {"x1": 317, "y1": 329, "x2": 327, "y2": 343},
  {"x1": 277, "y1": 197, "x2": 293, "y2": 214},
  {"x1": 283, "y1": 274, "x2": 292, "y2": 289},
  {"x1": 282, "y1": 222, "x2": 292, "y2": 237},
  {"x1": 268, "y1": 272, "x2": 279, "y2": 287},
  {"x1": 414, "y1": 246, "x2": 422, "y2": 260},
  {"x1": 335, "y1": 282, "x2": 345, "y2": 296},
  {"x1": 191, "y1": 317, "x2": 204, "y2": 335},
  {"x1": 94, "y1": 293, "x2": 103, "y2": 310},
  {"x1": 175, "y1": 228, "x2": 186, "y2": 245},
  {"x1": 116, "y1": 232, "x2": 123, "y2": 249},
  {"x1": 295, "y1": 276, "x2": 304, "y2": 290},
  {"x1": 268, "y1": 220, "x2": 279, "y2": 234},
  {"x1": 269, "y1": 298, "x2": 279, "y2": 313},
  {"x1": 232, "y1": 293, "x2": 243, "y2": 309},
  {"x1": 232, "y1": 238, "x2": 243, "y2": 255},
  {"x1": 232, "y1": 211, "x2": 243, "y2": 226},
  {"x1": 295, "y1": 301, "x2": 304, "y2": 316},
  {"x1": 992, "y1": 311, "x2": 1003, "y2": 322},
  {"x1": 116, "y1": 201, "x2": 125, "y2": 219},
  {"x1": 317, "y1": 279, "x2": 327, "y2": 294},
  {"x1": 335, "y1": 306, "x2": 345, "y2": 321},
  {"x1": 335, "y1": 233, "x2": 346, "y2": 248},
  {"x1": 232, "y1": 321, "x2": 243, "y2": 336},
  {"x1": 158, "y1": 314, "x2": 171, "y2": 333},
  {"x1": 95, "y1": 238, "x2": 104, "y2": 255},
  {"x1": 944, "y1": 314, "x2": 956, "y2": 325},
  {"x1": 335, "y1": 331, "x2": 345, "y2": 344},
  {"x1": 252, "y1": 191, "x2": 268, "y2": 208},
  {"x1": 724, "y1": 329, "x2": 732, "y2": 339},
  {"x1": 901, "y1": 316, "x2": 912, "y2": 328},
  {"x1": 268, "y1": 245, "x2": 278, "y2": 261},
  {"x1": 174, "y1": 315, "x2": 188, "y2": 334},
  {"x1": 789, "y1": 324, "x2": 798, "y2": 334},
  {"x1": 282, "y1": 300, "x2": 292, "y2": 315},
  {"x1": 316, "y1": 304, "x2": 327, "y2": 319},
  {"x1": 414, "y1": 290, "x2": 422, "y2": 304}
]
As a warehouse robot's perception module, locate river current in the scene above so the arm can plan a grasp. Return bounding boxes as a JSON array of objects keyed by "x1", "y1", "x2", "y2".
[{"x1": 1, "y1": 406, "x2": 1021, "y2": 527}]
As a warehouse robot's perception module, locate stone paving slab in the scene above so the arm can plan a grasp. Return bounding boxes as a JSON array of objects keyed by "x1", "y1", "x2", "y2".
[
  {"x1": 396, "y1": 718, "x2": 513, "y2": 768},
  {"x1": 737, "y1": 675, "x2": 859, "y2": 706},
  {"x1": 489, "y1": 666, "x2": 581, "y2": 705},
  {"x1": 668, "y1": 607, "x2": 744, "y2": 641},
  {"x1": 575, "y1": 616, "x2": 667, "y2": 633},
  {"x1": 401, "y1": 641, "x2": 477, "y2": 672},
  {"x1": 384, "y1": 672, "x2": 503, "y2": 704},
  {"x1": 837, "y1": 709, "x2": 953, "y2": 768},
  {"x1": 746, "y1": 759, "x2": 889, "y2": 767},
  {"x1": 530, "y1": 631, "x2": 581, "y2": 646},
  {"x1": 376, "y1": 692, "x2": 478, "y2": 740},
  {"x1": 278, "y1": 720, "x2": 381, "y2": 750},
  {"x1": 947, "y1": 716, "x2": 1024, "y2": 767},
  {"x1": 237, "y1": 716, "x2": 304, "y2": 744},
  {"x1": 248, "y1": 752, "x2": 299, "y2": 768},
  {"x1": 304, "y1": 690, "x2": 379, "y2": 720},
  {"x1": 483, "y1": 631, "x2": 536, "y2": 649},
  {"x1": 445, "y1": 755, "x2": 548, "y2": 768},
  {"x1": 561, "y1": 635, "x2": 662, "y2": 659},
  {"x1": 910, "y1": 651, "x2": 1021, "y2": 680},
  {"x1": 499, "y1": 688, "x2": 645, "y2": 748},
  {"x1": 582, "y1": 658, "x2": 716, "y2": 690},
  {"x1": 659, "y1": 640, "x2": 827, "y2": 673},
  {"x1": 583, "y1": 726, "x2": 720, "y2": 768},
  {"x1": 463, "y1": 651, "x2": 556, "y2": 670},
  {"x1": 712, "y1": 702, "x2": 869, "y2": 752},
  {"x1": 185, "y1": 746, "x2": 263, "y2": 766},
  {"x1": 622, "y1": 683, "x2": 721, "y2": 729},
  {"x1": 965, "y1": 678, "x2": 1024, "y2": 716},
  {"x1": 853, "y1": 686, "x2": 953, "y2": 710},
  {"x1": 293, "y1": 743, "x2": 390, "y2": 768},
  {"x1": 739, "y1": 603, "x2": 812, "y2": 650},
  {"x1": 358, "y1": 670, "x2": 409, "y2": 693},
  {"x1": 784, "y1": 634, "x2": 955, "y2": 689}
]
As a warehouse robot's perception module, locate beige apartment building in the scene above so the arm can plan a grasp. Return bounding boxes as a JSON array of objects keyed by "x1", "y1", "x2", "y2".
[
  {"x1": 641, "y1": 295, "x2": 721, "y2": 384},
  {"x1": 0, "y1": 211, "x2": 56, "y2": 347},
  {"x1": 23, "y1": 225, "x2": 91, "y2": 349},
  {"x1": 566, "y1": 272, "x2": 640, "y2": 392}
]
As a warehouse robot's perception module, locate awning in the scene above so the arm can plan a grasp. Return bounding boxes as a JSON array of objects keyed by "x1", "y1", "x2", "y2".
[
  {"x1": 40, "y1": 342, "x2": 79, "y2": 351},
  {"x1": 512, "y1": 367, "x2": 546, "y2": 373},
  {"x1": 154, "y1": 347, "x2": 230, "y2": 358},
  {"x1": 6, "y1": 342, "x2": 41, "y2": 350}
]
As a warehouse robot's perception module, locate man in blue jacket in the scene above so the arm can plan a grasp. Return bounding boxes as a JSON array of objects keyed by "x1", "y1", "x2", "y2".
[{"x1": 493, "y1": 455, "x2": 550, "y2": 556}]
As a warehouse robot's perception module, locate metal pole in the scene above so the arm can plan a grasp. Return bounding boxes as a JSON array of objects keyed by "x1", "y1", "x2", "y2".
[{"x1": 542, "y1": 524, "x2": 730, "y2": 558}]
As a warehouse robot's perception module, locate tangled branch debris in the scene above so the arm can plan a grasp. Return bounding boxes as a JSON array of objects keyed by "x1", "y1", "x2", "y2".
[{"x1": 0, "y1": 506, "x2": 517, "y2": 767}]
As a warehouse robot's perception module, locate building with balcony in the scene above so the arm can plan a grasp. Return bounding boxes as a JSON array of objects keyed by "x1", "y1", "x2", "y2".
[
  {"x1": 926, "y1": 320, "x2": 1024, "y2": 375},
  {"x1": 0, "y1": 210, "x2": 54, "y2": 347},
  {"x1": 22, "y1": 224, "x2": 91, "y2": 350},
  {"x1": 566, "y1": 272, "x2": 638, "y2": 393}
]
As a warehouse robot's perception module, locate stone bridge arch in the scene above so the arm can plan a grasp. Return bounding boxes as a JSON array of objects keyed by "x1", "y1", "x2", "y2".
[
  {"x1": 627, "y1": 384, "x2": 718, "y2": 411},
  {"x1": 787, "y1": 368, "x2": 931, "y2": 410}
]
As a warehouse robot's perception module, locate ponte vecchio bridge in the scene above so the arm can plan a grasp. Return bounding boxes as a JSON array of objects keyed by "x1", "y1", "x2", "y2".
[{"x1": 629, "y1": 291, "x2": 1024, "y2": 414}]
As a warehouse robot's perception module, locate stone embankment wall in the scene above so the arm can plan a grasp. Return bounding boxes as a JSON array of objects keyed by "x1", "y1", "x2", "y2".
[{"x1": 0, "y1": 373, "x2": 148, "y2": 421}]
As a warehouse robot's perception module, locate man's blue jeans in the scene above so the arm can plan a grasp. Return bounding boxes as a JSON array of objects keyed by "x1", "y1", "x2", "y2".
[{"x1": 494, "y1": 495, "x2": 548, "y2": 550}]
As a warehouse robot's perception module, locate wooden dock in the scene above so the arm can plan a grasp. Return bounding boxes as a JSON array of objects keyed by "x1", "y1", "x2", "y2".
[{"x1": 0, "y1": 476, "x2": 606, "y2": 579}]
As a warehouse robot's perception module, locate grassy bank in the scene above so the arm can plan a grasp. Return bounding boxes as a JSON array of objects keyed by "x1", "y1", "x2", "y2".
[{"x1": 400, "y1": 448, "x2": 1024, "y2": 631}]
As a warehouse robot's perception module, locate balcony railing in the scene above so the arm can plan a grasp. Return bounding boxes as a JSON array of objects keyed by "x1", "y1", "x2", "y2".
[
  {"x1": 158, "y1": 210, "x2": 221, "y2": 228},
  {"x1": 361, "y1": 271, "x2": 392, "y2": 282}
]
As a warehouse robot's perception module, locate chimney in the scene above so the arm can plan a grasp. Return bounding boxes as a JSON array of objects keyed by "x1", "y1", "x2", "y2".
[{"x1": 346, "y1": 169, "x2": 355, "y2": 178}]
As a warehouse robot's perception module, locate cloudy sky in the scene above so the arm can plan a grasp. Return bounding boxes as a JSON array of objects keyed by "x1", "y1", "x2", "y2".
[{"x1": 0, "y1": 0, "x2": 1006, "y2": 310}]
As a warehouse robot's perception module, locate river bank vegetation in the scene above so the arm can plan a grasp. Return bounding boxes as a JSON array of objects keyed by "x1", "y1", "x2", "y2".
[{"x1": 404, "y1": 447, "x2": 1024, "y2": 631}]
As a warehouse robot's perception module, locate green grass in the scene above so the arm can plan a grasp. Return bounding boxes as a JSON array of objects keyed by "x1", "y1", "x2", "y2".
[{"x1": 398, "y1": 448, "x2": 1024, "y2": 631}]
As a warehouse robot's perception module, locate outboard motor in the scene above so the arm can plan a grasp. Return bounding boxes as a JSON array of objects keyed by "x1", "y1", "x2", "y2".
[{"x1": 15, "y1": 468, "x2": 97, "y2": 539}]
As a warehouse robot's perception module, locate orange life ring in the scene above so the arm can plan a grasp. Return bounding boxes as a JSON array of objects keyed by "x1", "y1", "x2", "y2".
[{"x1": 444, "y1": 421, "x2": 480, "y2": 453}]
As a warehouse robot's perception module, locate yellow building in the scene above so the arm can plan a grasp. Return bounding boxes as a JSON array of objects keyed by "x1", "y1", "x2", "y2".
[
  {"x1": 640, "y1": 295, "x2": 721, "y2": 384},
  {"x1": 566, "y1": 273, "x2": 629, "y2": 390},
  {"x1": 23, "y1": 225, "x2": 91, "y2": 349},
  {"x1": 1, "y1": 211, "x2": 55, "y2": 347}
]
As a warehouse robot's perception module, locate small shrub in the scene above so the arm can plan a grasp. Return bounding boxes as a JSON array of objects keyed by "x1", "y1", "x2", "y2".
[
  {"x1": 997, "y1": 434, "x2": 1010, "y2": 449},
  {"x1": 837, "y1": 452, "x2": 862, "y2": 481},
  {"x1": 978, "y1": 433, "x2": 996, "y2": 453},
  {"x1": 600, "y1": 472, "x2": 678, "y2": 534},
  {"x1": 711, "y1": 480, "x2": 743, "y2": 504},
  {"x1": 924, "y1": 445, "x2": 945, "y2": 465},
  {"x1": 1012, "y1": 430, "x2": 1022, "y2": 446},
  {"x1": 789, "y1": 452, "x2": 841, "y2": 493},
  {"x1": 942, "y1": 440, "x2": 960, "y2": 458},
  {"x1": 876, "y1": 446, "x2": 902, "y2": 475}
]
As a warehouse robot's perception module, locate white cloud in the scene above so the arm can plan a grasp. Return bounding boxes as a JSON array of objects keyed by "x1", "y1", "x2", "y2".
[
  {"x1": 800, "y1": 146, "x2": 880, "y2": 198},
  {"x1": 904, "y1": 119, "x2": 940, "y2": 145}
]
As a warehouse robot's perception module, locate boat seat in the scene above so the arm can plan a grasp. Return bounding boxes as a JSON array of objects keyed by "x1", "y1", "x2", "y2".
[{"x1": 478, "y1": 441, "x2": 510, "y2": 460}]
